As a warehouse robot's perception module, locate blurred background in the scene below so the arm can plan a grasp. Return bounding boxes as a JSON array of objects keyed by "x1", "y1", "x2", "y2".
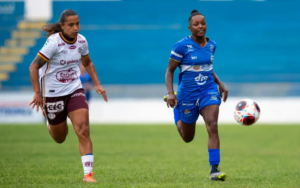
[{"x1": 0, "y1": 0, "x2": 299, "y2": 124}]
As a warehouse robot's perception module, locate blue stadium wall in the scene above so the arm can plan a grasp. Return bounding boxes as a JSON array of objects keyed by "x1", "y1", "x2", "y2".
[{"x1": 2, "y1": 0, "x2": 300, "y2": 89}]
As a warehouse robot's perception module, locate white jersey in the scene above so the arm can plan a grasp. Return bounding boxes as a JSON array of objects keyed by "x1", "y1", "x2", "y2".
[{"x1": 38, "y1": 32, "x2": 89, "y2": 97}]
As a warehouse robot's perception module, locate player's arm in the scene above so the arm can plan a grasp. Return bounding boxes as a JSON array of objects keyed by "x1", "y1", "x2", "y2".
[
  {"x1": 29, "y1": 55, "x2": 47, "y2": 112},
  {"x1": 81, "y1": 56, "x2": 108, "y2": 102},
  {"x1": 213, "y1": 71, "x2": 228, "y2": 102},
  {"x1": 165, "y1": 58, "x2": 179, "y2": 108}
]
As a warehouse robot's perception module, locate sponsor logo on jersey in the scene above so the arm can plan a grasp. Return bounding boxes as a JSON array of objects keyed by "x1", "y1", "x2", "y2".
[
  {"x1": 195, "y1": 74, "x2": 208, "y2": 85},
  {"x1": 47, "y1": 101, "x2": 64, "y2": 113},
  {"x1": 60, "y1": 60, "x2": 66, "y2": 65},
  {"x1": 191, "y1": 56, "x2": 197, "y2": 60},
  {"x1": 58, "y1": 43, "x2": 65, "y2": 47},
  {"x1": 187, "y1": 45, "x2": 194, "y2": 51},
  {"x1": 69, "y1": 45, "x2": 76, "y2": 49},
  {"x1": 78, "y1": 40, "x2": 86, "y2": 43},
  {"x1": 56, "y1": 68, "x2": 78, "y2": 83},
  {"x1": 60, "y1": 59, "x2": 79, "y2": 65},
  {"x1": 211, "y1": 55, "x2": 214, "y2": 63},
  {"x1": 193, "y1": 65, "x2": 200, "y2": 70},
  {"x1": 210, "y1": 44, "x2": 214, "y2": 51}
]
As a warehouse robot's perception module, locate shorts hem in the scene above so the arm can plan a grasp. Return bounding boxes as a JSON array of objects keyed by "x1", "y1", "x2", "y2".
[{"x1": 199, "y1": 103, "x2": 221, "y2": 115}]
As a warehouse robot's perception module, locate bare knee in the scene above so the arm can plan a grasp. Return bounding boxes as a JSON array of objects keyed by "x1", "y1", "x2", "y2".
[
  {"x1": 75, "y1": 121, "x2": 90, "y2": 139},
  {"x1": 206, "y1": 121, "x2": 218, "y2": 135},
  {"x1": 182, "y1": 134, "x2": 194, "y2": 143},
  {"x1": 54, "y1": 137, "x2": 66, "y2": 144}
]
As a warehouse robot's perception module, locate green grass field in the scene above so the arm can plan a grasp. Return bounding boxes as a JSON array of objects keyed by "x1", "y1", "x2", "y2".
[{"x1": 0, "y1": 124, "x2": 300, "y2": 188}]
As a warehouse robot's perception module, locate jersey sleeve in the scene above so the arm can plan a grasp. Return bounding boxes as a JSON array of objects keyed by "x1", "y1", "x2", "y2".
[
  {"x1": 38, "y1": 37, "x2": 57, "y2": 61},
  {"x1": 170, "y1": 42, "x2": 184, "y2": 63},
  {"x1": 81, "y1": 39, "x2": 89, "y2": 57},
  {"x1": 213, "y1": 43, "x2": 217, "y2": 54}
]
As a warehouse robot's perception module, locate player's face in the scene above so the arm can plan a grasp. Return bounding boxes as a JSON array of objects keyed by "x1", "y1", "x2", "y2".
[
  {"x1": 61, "y1": 15, "x2": 80, "y2": 39},
  {"x1": 188, "y1": 15, "x2": 206, "y2": 37}
]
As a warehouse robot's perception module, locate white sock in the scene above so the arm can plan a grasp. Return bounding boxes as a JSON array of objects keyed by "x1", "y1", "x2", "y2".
[{"x1": 81, "y1": 154, "x2": 94, "y2": 175}]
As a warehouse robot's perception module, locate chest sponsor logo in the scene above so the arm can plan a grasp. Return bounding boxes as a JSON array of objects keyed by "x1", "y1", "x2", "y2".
[
  {"x1": 58, "y1": 43, "x2": 65, "y2": 47},
  {"x1": 191, "y1": 56, "x2": 197, "y2": 60},
  {"x1": 47, "y1": 101, "x2": 64, "y2": 113},
  {"x1": 78, "y1": 40, "x2": 86, "y2": 43},
  {"x1": 195, "y1": 73, "x2": 208, "y2": 85},
  {"x1": 69, "y1": 45, "x2": 76, "y2": 49},
  {"x1": 60, "y1": 59, "x2": 79, "y2": 65},
  {"x1": 56, "y1": 68, "x2": 78, "y2": 83}
]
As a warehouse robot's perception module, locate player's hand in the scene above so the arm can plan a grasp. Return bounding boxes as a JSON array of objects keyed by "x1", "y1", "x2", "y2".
[
  {"x1": 29, "y1": 91, "x2": 46, "y2": 113},
  {"x1": 95, "y1": 84, "x2": 108, "y2": 102},
  {"x1": 167, "y1": 93, "x2": 177, "y2": 108},
  {"x1": 219, "y1": 83, "x2": 228, "y2": 102}
]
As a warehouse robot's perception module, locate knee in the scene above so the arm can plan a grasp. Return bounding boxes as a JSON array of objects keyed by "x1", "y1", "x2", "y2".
[
  {"x1": 75, "y1": 121, "x2": 90, "y2": 138},
  {"x1": 52, "y1": 135, "x2": 67, "y2": 144},
  {"x1": 182, "y1": 135, "x2": 194, "y2": 143},
  {"x1": 54, "y1": 137, "x2": 66, "y2": 144},
  {"x1": 207, "y1": 121, "x2": 218, "y2": 135}
]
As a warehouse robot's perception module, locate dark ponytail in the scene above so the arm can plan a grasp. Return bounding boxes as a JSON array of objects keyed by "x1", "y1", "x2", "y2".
[
  {"x1": 42, "y1": 9, "x2": 77, "y2": 37},
  {"x1": 188, "y1": 9, "x2": 204, "y2": 22}
]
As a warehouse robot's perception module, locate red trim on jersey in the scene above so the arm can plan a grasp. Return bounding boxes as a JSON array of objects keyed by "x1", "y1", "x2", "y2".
[
  {"x1": 59, "y1": 32, "x2": 77, "y2": 44},
  {"x1": 38, "y1": 52, "x2": 49, "y2": 61}
]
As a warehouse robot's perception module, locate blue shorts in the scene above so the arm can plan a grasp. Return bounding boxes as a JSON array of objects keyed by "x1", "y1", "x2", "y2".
[{"x1": 174, "y1": 85, "x2": 221, "y2": 124}]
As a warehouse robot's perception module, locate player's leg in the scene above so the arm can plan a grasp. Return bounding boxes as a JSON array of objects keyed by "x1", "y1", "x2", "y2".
[
  {"x1": 67, "y1": 88, "x2": 96, "y2": 182},
  {"x1": 47, "y1": 121, "x2": 68, "y2": 143},
  {"x1": 201, "y1": 104, "x2": 226, "y2": 181},
  {"x1": 44, "y1": 98, "x2": 69, "y2": 143},
  {"x1": 173, "y1": 101, "x2": 199, "y2": 143}
]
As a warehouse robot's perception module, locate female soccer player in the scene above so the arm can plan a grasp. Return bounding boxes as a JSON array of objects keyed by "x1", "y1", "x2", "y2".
[
  {"x1": 29, "y1": 9, "x2": 107, "y2": 182},
  {"x1": 165, "y1": 10, "x2": 228, "y2": 181}
]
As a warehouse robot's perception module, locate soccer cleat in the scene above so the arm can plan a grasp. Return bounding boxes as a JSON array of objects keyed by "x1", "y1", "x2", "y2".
[
  {"x1": 163, "y1": 91, "x2": 177, "y2": 102},
  {"x1": 210, "y1": 172, "x2": 227, "y2": 181},
  {"x1": 83, "y1": 172, "x2": 97, "y2": 183}
]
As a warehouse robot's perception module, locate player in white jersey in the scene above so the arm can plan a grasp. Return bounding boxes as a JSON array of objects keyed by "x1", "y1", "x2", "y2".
[{"x1": 29, "y1": 9, "x2": 107, "y2": 183}]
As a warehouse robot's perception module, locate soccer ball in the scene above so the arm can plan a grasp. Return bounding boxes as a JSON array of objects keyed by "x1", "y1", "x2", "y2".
[{"x1": 234, "y1": 99, "x2": 261, "y2": 126}]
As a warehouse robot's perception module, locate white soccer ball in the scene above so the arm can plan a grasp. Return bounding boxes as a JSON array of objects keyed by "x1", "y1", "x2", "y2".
[{"x1": 233, "y1": 99, "x2": 261, "y2": 126}]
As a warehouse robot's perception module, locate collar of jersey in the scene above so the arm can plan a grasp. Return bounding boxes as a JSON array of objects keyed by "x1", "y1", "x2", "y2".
[{"x1": 59, "y1": 32, "x2": 77, "y2": 44}]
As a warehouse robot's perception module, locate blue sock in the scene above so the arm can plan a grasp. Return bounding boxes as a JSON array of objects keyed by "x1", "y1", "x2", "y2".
[
  {"x1": 208, "y1": 149, "x2": 220, "y2": 166},
  {"x1": 173, "y1": 107, "x2": 180, "y2": 126},
  {"x1": 86, "y1": 153, "x2": 93, "y2": 155}
]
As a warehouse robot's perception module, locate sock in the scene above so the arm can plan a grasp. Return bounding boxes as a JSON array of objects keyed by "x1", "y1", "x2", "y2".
[
  {"x1": 208, "y1": 149, "x2": 220, "y2": 173},
  {"x1": 173, "y1": 107, "x2": 181, "y2": 126},
  {"x1": 81, "y1": 153, "x2": 94, "y2": 175}
]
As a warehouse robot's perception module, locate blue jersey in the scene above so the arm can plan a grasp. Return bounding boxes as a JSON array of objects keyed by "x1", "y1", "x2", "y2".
[
  {"x1": 80, "y1": 72, "x2": 92, "y2": 101},
  {"x1": 170, "y1": 36, "x2": 217, "y2": 100}
]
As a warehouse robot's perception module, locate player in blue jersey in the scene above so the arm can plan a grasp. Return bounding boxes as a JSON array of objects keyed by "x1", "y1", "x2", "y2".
[
  {"x1": 80, "y1": 64, "x2": 93, "y2": 102},
  {"x1": 165, "y1": 10, "x2": 228, "y2": 181}
]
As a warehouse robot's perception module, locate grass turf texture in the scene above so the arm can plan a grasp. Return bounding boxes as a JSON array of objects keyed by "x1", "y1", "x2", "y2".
[{"x1": 0, "y1": 124, "x2": 300, "y2": 188}]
